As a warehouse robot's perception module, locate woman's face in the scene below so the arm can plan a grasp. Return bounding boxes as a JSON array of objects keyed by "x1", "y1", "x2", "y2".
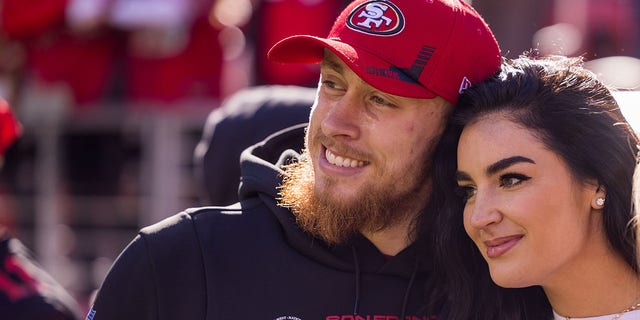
[{"x1": 455, "y1": 112, "x2": 604, "y2": 288}]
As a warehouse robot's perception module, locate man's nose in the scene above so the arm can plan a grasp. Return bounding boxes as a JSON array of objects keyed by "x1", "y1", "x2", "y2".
[{"x1": 321, "y1": 94, "x2": 361, "y2": 140}]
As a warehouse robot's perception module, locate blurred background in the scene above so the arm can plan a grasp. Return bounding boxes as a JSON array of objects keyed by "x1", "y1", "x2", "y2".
[{"x1": 0, "y1": 0, "x2": 638, "y2": 313}]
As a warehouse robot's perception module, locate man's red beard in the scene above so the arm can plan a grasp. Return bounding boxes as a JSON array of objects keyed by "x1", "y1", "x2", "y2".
[{"x1": 277, "y1": 151, "x2": 430, "y2": 245}]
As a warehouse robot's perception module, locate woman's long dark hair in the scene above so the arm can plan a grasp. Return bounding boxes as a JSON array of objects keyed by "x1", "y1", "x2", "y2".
[{"x1": 420, "y1": 53, "x2": 640, "y2": 319}]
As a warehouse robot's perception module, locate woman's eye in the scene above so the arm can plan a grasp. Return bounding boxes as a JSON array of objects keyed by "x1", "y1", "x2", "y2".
[
  {"x1": 455, "y1": 185, "x2": 477, "y2": 202},
  {"x1": 499, "y1": 174, "x2": 530, "y2": 188}
]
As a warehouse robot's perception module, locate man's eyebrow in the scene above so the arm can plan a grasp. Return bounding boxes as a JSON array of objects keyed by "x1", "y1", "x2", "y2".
[
  {"x1": 320, "y1": 55, "x2": 369, "y2": 89},
  {"x1": 321, "y1": 57, "x2": 344, "y2": 74},
  {"x1": 486, "y1": 156, "x2": 535, "y2": 175}
]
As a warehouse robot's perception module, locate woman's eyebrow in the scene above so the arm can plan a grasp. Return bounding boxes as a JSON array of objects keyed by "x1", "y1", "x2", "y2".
[
  {"x1": 486, "y1": 156, "x2": 535, "y2": 175},
  {"x1": 455, "y1": 170, "x2": 471, "y2": 182}
]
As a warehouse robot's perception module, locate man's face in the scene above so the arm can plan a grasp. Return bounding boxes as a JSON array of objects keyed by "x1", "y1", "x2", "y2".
[{"x1": 279, "y1": 51, "x2": 453, "y2": 244}]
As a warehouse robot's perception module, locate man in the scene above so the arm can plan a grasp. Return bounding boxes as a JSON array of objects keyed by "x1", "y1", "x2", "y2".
[
  {"x1": 88, "y1": 0, "x2": 500, "y2": 319},
  {"x1": 0, "y1": 99, "x2": 81, "y2": 320}
]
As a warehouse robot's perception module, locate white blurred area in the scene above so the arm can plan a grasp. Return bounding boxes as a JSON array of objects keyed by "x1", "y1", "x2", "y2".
[
  {"x1": 616, "y1": 91, "x2": 640, "y2": 131},
  {"x1": 584, "y1": 55, "x2": 640, "y2": 131}
]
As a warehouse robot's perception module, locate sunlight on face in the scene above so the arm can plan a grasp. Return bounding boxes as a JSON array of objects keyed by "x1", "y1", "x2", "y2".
[
  {"x1": 456, "y1": 113, "x2": 604, "y2": 289},
  {"x1": 305, "y1": 52, "x2": 452, "y2": 213}
]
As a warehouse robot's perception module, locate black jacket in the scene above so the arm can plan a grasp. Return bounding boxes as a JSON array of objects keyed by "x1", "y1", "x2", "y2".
[
  {"x1": 89, "y1": 125, "x2": 438, "y2": 320},
  {"x1": 0, "y1": 237, "x2": 81, "y2": 320}
]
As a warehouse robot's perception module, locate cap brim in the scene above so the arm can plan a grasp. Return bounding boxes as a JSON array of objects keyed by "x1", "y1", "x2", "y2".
[{"x1": 268, "y1": 35, "x2": 437, "y2": 99}]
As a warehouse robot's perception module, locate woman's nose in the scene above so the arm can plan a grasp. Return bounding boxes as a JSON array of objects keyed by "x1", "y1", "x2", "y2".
[{"x1": 466, "y1": 192, "x2": 503, "y2": 229}]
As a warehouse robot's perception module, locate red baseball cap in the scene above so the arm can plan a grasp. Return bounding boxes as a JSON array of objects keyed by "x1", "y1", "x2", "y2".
[
  {"x1": 0, "y1": 99, "x2": 21, "y2": 156},
  {"x1": 268, "y1": 0, "x2": 501, "y2": 104}
]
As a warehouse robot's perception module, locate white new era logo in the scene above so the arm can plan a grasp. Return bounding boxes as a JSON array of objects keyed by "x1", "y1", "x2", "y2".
[{"x1": 458, "y1": 76, "x2": 472, "y2": 93}]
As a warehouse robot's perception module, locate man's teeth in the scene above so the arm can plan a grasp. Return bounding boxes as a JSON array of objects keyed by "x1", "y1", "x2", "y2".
[{"x1": 325, "y1": 149, "x2": 365, "y2": 167}]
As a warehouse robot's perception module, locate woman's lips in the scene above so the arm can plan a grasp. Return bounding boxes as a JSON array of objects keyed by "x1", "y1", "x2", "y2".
[{"x1": 484, "y1": 235, "x2": 523, "y2": 258}]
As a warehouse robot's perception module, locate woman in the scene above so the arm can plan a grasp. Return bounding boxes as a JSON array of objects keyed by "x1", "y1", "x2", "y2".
[{"x1": 423, "y1": 54, "x2": 640, "y2": 319}]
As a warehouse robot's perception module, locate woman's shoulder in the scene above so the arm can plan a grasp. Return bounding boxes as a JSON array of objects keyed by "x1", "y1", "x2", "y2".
[{"x1": 553, "y1": 308, "x2": 640, "y2": 320}]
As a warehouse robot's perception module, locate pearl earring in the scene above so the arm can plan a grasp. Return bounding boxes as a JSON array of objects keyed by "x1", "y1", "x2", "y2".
[{"x1": 596, "y1": 197, "x2": 605, "y2": 207}]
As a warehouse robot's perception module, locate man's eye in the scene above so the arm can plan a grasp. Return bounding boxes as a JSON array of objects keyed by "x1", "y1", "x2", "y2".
[
  {"x1": 369, "y1": 95, "x2": 396, "y2": 108},
  {"x1": 371, "y1": 95, "x2": 386, "y2": 104},
  {"x1": 321, "y1": 77, "x2": 347, "y2": 91},
  {"x1": 370, "y1": 95, "x2": 394, "y2": 107},
  {"x1": 322, "y1": 80, "x2": 338, "y2": 89}
]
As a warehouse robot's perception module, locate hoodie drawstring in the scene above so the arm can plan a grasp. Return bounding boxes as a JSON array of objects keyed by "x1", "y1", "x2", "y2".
[
  {"x1": 351, "y1": 246, "x2": 361, "y2": 316},
  {"x1": 400, "y1": 261, "x2": 420, "y2": 320},
  {"x1": 352, "y1": 246, "x2": 420, "y2": 320}
]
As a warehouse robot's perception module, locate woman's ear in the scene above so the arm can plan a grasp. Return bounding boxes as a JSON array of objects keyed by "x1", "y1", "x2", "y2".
[{"x1": 591, "y1": 185, "x2": 606, "y2": 210}]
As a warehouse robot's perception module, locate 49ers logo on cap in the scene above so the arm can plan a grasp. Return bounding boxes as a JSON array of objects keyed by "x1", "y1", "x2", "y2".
[{"x1": 346, "y1": 0, "x2": 404, "y2": 36}]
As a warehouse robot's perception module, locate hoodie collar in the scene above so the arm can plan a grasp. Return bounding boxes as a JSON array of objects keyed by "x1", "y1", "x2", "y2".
[{"x1": 239, "y1": 124, "x2": 428, "y2": 278}]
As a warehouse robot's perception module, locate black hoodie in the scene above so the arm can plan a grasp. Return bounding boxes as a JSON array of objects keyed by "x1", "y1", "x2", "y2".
[
  {"x1": 88, "y1": 124, "x2": 439, "y2": 320},
  {"x1": 0, "y1": 237, "x2": 81, "y2": 320}
]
